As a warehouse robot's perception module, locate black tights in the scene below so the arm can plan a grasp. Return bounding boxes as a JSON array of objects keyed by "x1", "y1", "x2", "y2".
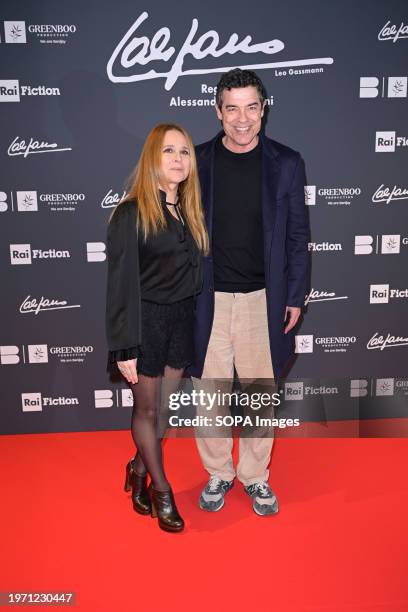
[{"x1": 129, "y1": 366, "x2": 183, "y2": 491}]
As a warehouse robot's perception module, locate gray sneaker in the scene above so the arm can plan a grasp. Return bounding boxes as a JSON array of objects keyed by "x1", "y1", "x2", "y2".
[
  {"x1": 244, "y1": 481, "x2": 279, "y2": 516},
  {"x1": 199, "y1": 476, "x2": 234, "y2": 512}
]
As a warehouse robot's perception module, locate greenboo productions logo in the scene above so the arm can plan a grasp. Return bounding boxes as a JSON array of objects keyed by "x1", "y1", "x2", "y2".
[
  {"x1": 0, "y1": 345, "x2": 94, "y2": 365},
  {"x1": 295, "y1": 335, "x2": 357, "y2": 354},
  {"x1": 304, "y1": 185, "x2": 361, "y2": 207},
  {"x1": 1, "y1": 21, "x2": 77, "y2": 44},
  {"x1": 0, "y1": 190, "x2": 85, "y2": 213}
]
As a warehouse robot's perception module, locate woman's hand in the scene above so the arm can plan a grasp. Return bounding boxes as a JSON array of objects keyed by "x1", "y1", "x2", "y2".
[{"x1": 117, "y1": 358, "x2": 138, "y2": 384}]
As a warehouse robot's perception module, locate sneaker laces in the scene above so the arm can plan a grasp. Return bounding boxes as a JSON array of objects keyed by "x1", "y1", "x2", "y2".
[
  {"x1": 208, "y1": 476, "x2": 222, "y2": 492},
  {"x1": 254, "y1": 482, "x2": 271, "y2": 497}
]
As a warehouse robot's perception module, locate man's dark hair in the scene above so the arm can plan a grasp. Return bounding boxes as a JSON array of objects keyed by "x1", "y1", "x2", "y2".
[{"x1": 215, "y1": 68, "x2": 266, "y2": 108}]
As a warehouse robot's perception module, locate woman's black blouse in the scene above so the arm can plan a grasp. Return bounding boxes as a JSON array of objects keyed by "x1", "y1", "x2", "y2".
[{"x1": 105, "y1": 191, "x2": 203, "y2": 364}]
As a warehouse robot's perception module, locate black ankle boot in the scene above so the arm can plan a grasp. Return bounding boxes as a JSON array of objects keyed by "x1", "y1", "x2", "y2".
[
  {"x1": 124, "y1": 460, "x2": 151, "y2": 515},
  {"x1": 150, "y1": 487, "x2": 184, "y2": 532}
]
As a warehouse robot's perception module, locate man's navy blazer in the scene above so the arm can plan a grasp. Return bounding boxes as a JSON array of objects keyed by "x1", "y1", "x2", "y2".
[{"x1": 188, "y1": 131, "x2": 310, "y2": 380}]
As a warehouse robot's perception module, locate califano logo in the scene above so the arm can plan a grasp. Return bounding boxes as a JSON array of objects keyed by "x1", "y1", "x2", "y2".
[
  {"x1": 19, "y1": 295, "x2": 81, "y2": 315},
  {"x1": 378, "y1": 20, "x2": 408, "y2": 43},
  {"x1": 101, "y1": 189, "x2": 127, "y2": 209},
  {"x1": 367, "y1": 332, "x2": 408, "y2": 351},
  {"x1": 304, "y1": 288, "x2": 348, "y2": 305},
  {"x1": 107, "y1": 11, "x2": 334, "y2": 90},
  {"x1": 372, "y1": 184, "x2": 408, "y2": 204},
  {"x1": 7, "y1": 136, "x2": 72, "y2": 158}
]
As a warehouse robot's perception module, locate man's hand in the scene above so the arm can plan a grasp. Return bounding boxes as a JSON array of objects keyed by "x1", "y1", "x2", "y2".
[
  {"x1": 284, "y1": 306, "x2": 301, "y2": 334},
  {"x1": 117, "y1": 358, "x2": 138, "y2": 384}
]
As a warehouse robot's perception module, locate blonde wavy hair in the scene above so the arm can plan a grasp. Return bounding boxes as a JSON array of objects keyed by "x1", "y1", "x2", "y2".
[{"x1": 117, "y1": 123, "x2": 208, "y2": 254}]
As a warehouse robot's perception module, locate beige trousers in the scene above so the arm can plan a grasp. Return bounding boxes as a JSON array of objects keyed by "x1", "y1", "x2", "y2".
[{"x1": 194, "y1": 289, "x2": 275, "y2": 486}]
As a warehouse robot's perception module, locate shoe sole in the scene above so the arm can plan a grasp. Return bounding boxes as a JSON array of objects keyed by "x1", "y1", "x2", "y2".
[
  {"x1": 253, "y1": 504, "x2": 279, "y2": 516},
  {"x1": 199, "y1": 497, "x2": 225, "y2": 512}
]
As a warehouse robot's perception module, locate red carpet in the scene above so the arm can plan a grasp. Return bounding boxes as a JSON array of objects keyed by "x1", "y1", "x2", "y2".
[{"x1": 1, "y1": 431, "x2": 408, "y2": 611}]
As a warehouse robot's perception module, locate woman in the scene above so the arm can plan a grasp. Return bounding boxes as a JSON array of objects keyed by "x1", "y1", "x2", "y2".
[{"x1": 106, "y1": 124, "x2": 208, "y2": 532}]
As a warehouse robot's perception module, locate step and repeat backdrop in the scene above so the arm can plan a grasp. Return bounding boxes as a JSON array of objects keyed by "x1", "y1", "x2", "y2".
[{"x1": 1, "y1": 0, "x2": 407, "y2": 434}]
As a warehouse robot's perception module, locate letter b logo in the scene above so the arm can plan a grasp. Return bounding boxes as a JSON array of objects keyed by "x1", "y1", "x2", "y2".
[
  {"x1": 87, "y1": 242, "x2": 106, "y2": 262},
  {"x1": 360, "y1": 77, "x2": 379, "y2": 98},
  {"x1": 354, "y1": 236, "x2": 373, "y2": 255},
  {"x1": 94, "y1": 390, "x2": 113, "y2": 408},
  {"x1": 0, "y1": 191, "x2": 8, "y2": 212},
  {"x1": 0, "y1": 346, "x2": 20, "y2": 364}
]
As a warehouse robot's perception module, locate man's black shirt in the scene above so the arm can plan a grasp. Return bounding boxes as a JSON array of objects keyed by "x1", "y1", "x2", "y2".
[{"x1": 213, "y1": 137, "x2": 265, "y2": 293}]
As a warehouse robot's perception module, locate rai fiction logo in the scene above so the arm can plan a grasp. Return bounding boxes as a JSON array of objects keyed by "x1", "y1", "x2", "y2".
[{"x1": 0, "y1": 80, "x2": 60, "y2": 102}]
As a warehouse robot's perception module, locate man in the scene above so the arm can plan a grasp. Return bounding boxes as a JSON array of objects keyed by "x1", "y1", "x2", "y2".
[{"x1": 189, "y1": 68, "x2": 310, "y2": 516}]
